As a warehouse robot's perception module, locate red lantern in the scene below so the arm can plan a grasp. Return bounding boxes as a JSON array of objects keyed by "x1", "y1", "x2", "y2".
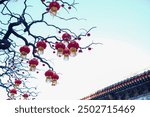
[
  {"x1": 29, "y1": 58, "x2": 39, "y2": 71},
  {"x1": 62, "y1": 33, "x2": 71, "y2": 42},
  {"x1": 10, "y1": 89, "x2": 17, "y2": 97},
  {"x1": 68, "y1": 41, "x2": 79, "y2": 56},
  {"x1": 63, "y1": 48, "x2": 70, "y2": 60},
  {"x1": 19, "y1": 45, "x2": 30, "y2": 58},
  {"x1": 45, "y1": 70, "x2": 54, "y2": 82},
  {"x1": 55, "y1": 42, "x2": 65, "y2": 56},
  {"x1": 36, "y1": 41, "x2": 47, "y2": 54},
  {"x1": 22, "y1": 93, "x2": 29, "y2": 100},
  {"x1": 51, "y1": 73, "x2": 59, "y2": 86},
  {"x1": 14, "y1": 79, "x2": 22, "y2": 88},
  {"x1": 48, "y1": 1, "x2": 60, "y2": 15}
]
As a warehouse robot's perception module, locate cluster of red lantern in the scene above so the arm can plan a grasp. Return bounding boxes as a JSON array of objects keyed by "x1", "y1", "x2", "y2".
[
  {"x1": 36, "y1": 41, "x2": 47, "y2": 54},
  {"x1": 19, "y1": 45, "x2": 30, "y2": 58},
  {"x1": 29, "y1": 58, "x2": 39, "y2": 71},
  {"x1": 45, "y1": 70, "x2": 59, "y2": 86},
  {"x1": 47, "y1": 1, "x2": 60, "y2": 15},
  {"x1": 9, "y1": 89, "x2": 29, "y2": 99},
  {"x1": 9, "y1": 79, "x2": 23, "y2": 98},
  {"x1": 55, "y1": 33, "x2": 79, "y2": 60}
]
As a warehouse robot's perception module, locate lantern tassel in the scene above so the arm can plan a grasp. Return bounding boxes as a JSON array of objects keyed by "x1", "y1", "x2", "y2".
[
  {"x1": 63, "y1": 55, "x2": 69, "y2": 61},
  {"x1": 51, "y1": 80, "x2": 57, "y2": 86}
]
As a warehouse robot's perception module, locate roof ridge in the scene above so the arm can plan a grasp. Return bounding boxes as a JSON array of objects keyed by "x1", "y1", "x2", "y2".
[{"x1": 81, "y1": 70, "x2": 150, "y2": 100}]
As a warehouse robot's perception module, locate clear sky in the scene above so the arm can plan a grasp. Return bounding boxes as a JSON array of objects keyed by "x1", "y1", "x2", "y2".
[
  {"x1": 79, "y1": 0, "x2": 150, "y2": 51},
  {"x1": 37, "y1": 0, "x2": 150, "y2": 99},
  {"x1": 1, "y1": 0, "x2": 150, "y2": 99}
]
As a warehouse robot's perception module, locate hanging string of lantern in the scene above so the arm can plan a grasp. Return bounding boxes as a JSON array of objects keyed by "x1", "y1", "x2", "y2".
[
  {"x1": 18, "y1": 28, "x2": 93, "y2": 90},
  {"x1": 18, "y1": 32, "x2": 92, "y2": 89}
]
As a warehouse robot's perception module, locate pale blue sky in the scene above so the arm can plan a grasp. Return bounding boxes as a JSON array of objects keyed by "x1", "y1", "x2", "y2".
[{"x1": 77, "y1": 0, "x2": 150, "y2": 52}]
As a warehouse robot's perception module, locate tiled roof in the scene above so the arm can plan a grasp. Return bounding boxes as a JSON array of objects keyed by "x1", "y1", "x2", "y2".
[{"x1": 81, "y1": 70, "x2": 150, "y2": 100}]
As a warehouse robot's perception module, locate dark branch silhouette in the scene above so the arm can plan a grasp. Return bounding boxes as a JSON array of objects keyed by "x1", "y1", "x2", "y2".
[{"x1": 0, "y1": 0, "x2": 100, "y2": 100}]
